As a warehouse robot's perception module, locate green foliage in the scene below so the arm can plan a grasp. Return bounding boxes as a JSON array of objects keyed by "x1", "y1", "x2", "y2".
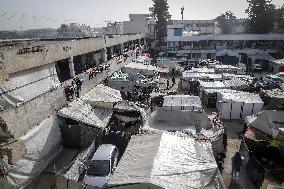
[
  {"x1": 149, "y1": 0, "x2": 171, "y2": 42},
  {"x1": 268, "y1": 134, "x2": 284, "y2": 148},
  {"x1": 245, "y1": 0, "x2": 276, "y2": 34},
  {"x1": 216, "y1": 11, "x2": 237, "y2": 34},
  {"x1": 274, "y1": 8, "x2": 284, "y2": 32}
]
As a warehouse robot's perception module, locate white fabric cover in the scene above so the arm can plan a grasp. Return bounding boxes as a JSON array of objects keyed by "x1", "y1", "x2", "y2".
[
  {"x1": 3, "y1": 114, "x2": 62, "y2": 188},
  {"x1": 57, "y1": 99, "x2": 113, "y2": 129},
  {"x1": 217, "y1": 92, "x2": 264, "y2": 120},
  {"x1": 163, "y1": 95, "x2": 202, "y2": 111},
  {"x1": 144, "y1": 109, "x2": 212, "y2": 132},
  {"x1": 0, "y1": 63, "x2": 60, "y2": 110},
  {"x1": 108, "y1": 132, "x2": 224, "y2": 189},
  {"x1": 215, "y1": 49, "x2": 240, "y2": 58}
]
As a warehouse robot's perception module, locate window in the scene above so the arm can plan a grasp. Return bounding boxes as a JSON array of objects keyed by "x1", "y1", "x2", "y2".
[
  {"x1": 174, "y1": 28, "x2": 182, "y2": 36},
  {"x1": 87, "y1": 160, "x2": 110, "y2": 176}
]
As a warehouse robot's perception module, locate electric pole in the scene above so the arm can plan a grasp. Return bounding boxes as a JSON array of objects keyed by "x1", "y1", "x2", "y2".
[{"x1": 181, "y1": 7, "x2": 184, "y2": 20}]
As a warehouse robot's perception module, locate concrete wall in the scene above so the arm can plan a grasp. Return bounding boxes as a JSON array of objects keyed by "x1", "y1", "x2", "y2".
[
  {"x1": 0, "y1": 55, "x2": 135, "y2": 140},
  {"x1": 0, "y1": 34, "x2": 146, "y2": 76}
]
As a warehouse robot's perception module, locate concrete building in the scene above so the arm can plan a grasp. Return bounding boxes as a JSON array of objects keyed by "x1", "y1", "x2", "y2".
[
  {"x1": 102, "y1": 14, "x2": 156, "y2": 39},
  {"x1": 0, "y1": 34, "x2": 147, "y2": 188},
  {"x1": 58, "y1": 23, "x2": 93, "y2": 38},
  {"x1": 166, "y1": 27, "x2": 284, "y2": 60},
  {"x1": 170, "y1": 19, "x2": 216, "y2": 35}
]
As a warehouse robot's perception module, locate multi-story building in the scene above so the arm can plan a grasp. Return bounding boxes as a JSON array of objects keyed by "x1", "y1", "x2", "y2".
[
  {"x1": 102, "y1": 14, "x2": 156, "y2": 39},
  {"x1": 58, "y1": 23, "x2": 93, "y2": 38},
  {"x1": 170, "y1": 20, "x2": 216, "y2": 35}
]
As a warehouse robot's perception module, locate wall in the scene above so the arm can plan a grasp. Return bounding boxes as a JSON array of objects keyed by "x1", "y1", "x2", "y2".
[{"x1": 0, "y1": 34, "x2": 146, "y2": 76}]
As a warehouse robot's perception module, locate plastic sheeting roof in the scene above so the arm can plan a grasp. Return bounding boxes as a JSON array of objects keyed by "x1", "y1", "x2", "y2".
[
  {"x1": 4, "y1": 114, "x2": 62, "y2": 188},
  {"x1": 199, "y1": 81, "x2": 226, "y2": 89},
  {"x1": 82, "y1": 84, "x2": 122, "y2": 106},
  {"x1": 144, "y1": 109, "x2": 211, "y2": 132},
  {"x1": 220, "y1": 91, "x2": 263, "y2": 103},
  {"x1": 182, "y1": 72, "x2": 223, "y2": 81},
  {"x1": 247, "y1": 110, "x2": 284, "y2": 137},
  {"x1": 223, "y1": 79, "x2": 248, "y2": 88},
  {"x1": 163, "y1": 95, "x2": 202, "y2": 111},
  {"x1": 57, "y1": 99, "x2": 113, "y2": 129},
  {"x1": 187, "y1": 68, "x2": 215, "y2": 74},
  {"x1": 108, "y1": 132, "x2": 224, "y2": 189},
  {"x1": 124, "y1": 62, "x2": 158, "y2": 71},
  {"x1": 216, "y1": 49, "x2": 240, "y2": 58}
]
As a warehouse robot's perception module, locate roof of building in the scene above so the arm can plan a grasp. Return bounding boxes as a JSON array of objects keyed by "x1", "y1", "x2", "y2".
[
  {"x1": 163, "y1": 95, "x2": 202, "y2": 111},
  {"x1": 220, "y1": 91, "x2": 263, "y2": 103},
  {"x1": 108, "y1": 132, "x2": 224, "y2": 189},
  {"x1": 199, "y1": 81, "x2": 226, "y2": 89}
]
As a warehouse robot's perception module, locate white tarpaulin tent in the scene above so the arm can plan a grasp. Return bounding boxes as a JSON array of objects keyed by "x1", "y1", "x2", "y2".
[
  {"x1": 199, "y1": 81, "x2": 228, "y2": 98},
  {"x1": 0, "y1": 63, "x2": 60, "y2": 110},
  {"x1": 217, "y1": 91, "x2": 264, "y2": 120},
  {"x1": 108, "y1": 132, "x2": 224, "y2": 189},
  {"x1": 187, "y1": 68, "x2": 215, "y2": 74},
  {"x1": 215, "y1": 49, "x2": 240, "y2": 58},
  {"x1": 245, "y1": 110, "x2": 284, "y2": 138},
  {"x1": 57, "y1": 99, "x2": 113, "y2": 129},
  {"x1": 163, "y1": 95, "x2": 202, "y2": 111},
  {"x1": 3, "y1": 114, "x2": 62, "y2": 188},
  {"x1": 81, "y1": 84, "x2": 122, "y2": 110},
  {"x1": 122, "y1": 62, "x2": 157, "y2": 76},
  {"x1": 144, "y1": 109, "x2": 212, "y2": 132},
  {"x1": 182, "y1": 72, "x2": 223, "y2": 81}
]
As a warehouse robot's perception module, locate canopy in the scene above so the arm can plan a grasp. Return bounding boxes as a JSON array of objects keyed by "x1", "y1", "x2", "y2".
[{"x1": 108, "y1": 132, "x2": 224, "y2": 189}]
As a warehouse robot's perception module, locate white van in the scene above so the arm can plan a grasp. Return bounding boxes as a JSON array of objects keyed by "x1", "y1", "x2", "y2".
[{"x1": 83, "y1": 144, "x2": 119, "y2": 188}]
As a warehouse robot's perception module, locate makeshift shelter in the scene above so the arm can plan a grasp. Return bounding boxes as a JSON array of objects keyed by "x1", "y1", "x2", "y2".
[
  {"x1": 223, "y1": 78, "x2": 248, "y2": 91},
  {"x1": 163, "y1": 95, "x2": 202, "y2": 111},
  {"x1": 81, "y1": 84, "x2": 122, "y2": 110},
  {"x1": 260, "y1": 89, "x2": 284, "y2": 110},
  {"x1": 144, "y1": 109, "x2": 212, "y2": 132},
  {"x1": 247, "y1": 53, "x2": 275, "y2": 71},
  {"x1": 187, "y1": 67, "x2": 215, "y2": 74},
  {"x1": 108, "y1": 132, "x2": 225, "y2": 189},
  {"x1": 215, "y1": 49, "x2": 240, "y2": 65},
  {"x1": 217, "y1": 91, "x2": 264, "y2": 120},
  {"x1": 213, "y1": 65, "x2": 240, "y2": 74},
  {"x1": 2, "y1": 114, "x2": 62, "y2": 188},
  {"x1": 270, "y1": 58, "x2": 284, "y2": 73},
  {"x1": 202, "y1": 89, "x2": 236, "y2": 108},
  {"x1": 122, "y1": 62, "x2": 158, "y2": 76},
  {"x1": 199, "y1": 81, "x2": 228, "y2": 98},
  {"x1": 245, "y1": 110, "x2": 284, "y2": 138}
]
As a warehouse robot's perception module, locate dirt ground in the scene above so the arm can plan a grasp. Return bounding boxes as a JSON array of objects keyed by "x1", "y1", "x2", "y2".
[{"x1": 222, "y1": 120, "x2": 256, "y2": 189}]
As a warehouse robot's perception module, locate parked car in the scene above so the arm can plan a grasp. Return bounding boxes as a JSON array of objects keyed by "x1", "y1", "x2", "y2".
[
  {"x1": 252, "y1": 64, "x2": 262, "y2": 72},
  {"x1": 275, "y1": 72, "x2": 284, "y2": 82},
  {"x1": 83, "y1": 144, "x2": 119, "y2": 188},
  {"x1": 263, "y1": 75, "x2": 282, "y2": 87}
]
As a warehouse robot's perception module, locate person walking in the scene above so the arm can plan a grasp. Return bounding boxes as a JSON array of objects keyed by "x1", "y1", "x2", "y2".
[{"x1": 231, "y1": 151, "x2": 243, "y2": 178}]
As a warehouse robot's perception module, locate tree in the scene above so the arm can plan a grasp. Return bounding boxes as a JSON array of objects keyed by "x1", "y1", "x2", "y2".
[
  {"x1": 245, "y1": 0, "x2": 275, "y2": 34},
  {"x1": 57, "y1": 24, "x2": 69, "y2": 37},
  {"x1": 149, "y1": 0, "x2": 171, "y2": 43},
  {"x1": 274, "y1": 8, "x2": 284, "y2": 32},
  {"x1": 216, "y1": 11, "x2": 237, "y2": 34}
]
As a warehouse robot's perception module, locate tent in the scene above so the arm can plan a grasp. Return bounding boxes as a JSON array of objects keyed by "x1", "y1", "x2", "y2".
[
  {"x1": 57, "y1": 99, "x2": 113, "y2": 129},
  {"x1": 108, "y1": 132, "x2": 224, "y2": 189},
  {"x1": 144, "y1": 109, "x2": 212, "y2": 132},
  {"x1": 163, "y1": 95, "x2": 202, "y2": 111},
  {"x1": 215, "y1": 49, "x2": 240, "y2": 65},
  {"x1": 245, "y1": 110, "x2": 284, "y2": 138},
  {"x1": 199, "y1": 81, "x2": 227, "y2": 98},
  {"x1": 217, "y1": 91, "x2": 264, "y2": 120},
  {"x1": 81, "y1": 84, "x2": 122, "y2": 110}
]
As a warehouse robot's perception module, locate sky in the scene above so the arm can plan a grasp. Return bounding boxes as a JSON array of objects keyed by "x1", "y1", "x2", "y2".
[{"x1": 0, "y1": 0, "x2": 283, "y2": 31}]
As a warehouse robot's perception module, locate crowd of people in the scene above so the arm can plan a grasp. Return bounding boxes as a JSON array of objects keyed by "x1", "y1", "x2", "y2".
[{"x1": 64, "y1": 77, "x2": 83, "y2": 101}]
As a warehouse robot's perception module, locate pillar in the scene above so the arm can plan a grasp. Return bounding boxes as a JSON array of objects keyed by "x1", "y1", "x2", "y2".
[
  {"x1": 120, "y1": 43, "x2": 124, "y2": 54},
  {"x1": 101, "y1": 48, "x2": 107, "y2": 63},
  {"x1": 68, "y1": 56, "x2": 75, "y2": 78}
]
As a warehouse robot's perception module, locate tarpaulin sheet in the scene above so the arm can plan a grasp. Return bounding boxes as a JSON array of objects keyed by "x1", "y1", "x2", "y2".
[
  {"x1": 82, "y1": 84, "x2": 122, "y2": 109},
  {"x1": 3, "y1": 114, "x2": 62, "y2": 188},
  {"x1": 144, "y1": 109, "x2": 211, "y2": 132},
  {"x1": 182, "y1": 72, "x2": 223, "y2": 81},
  {"x1": 108, "y1": 132, "x2": 224, "y2": 189},
  {"x1": 163, "y1": 95, "x2": 202, "y2": 111},
  {"x1": 0, "y1": 63, "x2": 60, "y2": 110},
  {"x1": 57, "y1": 99, "x2": 113, "y2": 129},
  {"x1": 187, "y1": 68, "x2": 215, "y2": 74}
]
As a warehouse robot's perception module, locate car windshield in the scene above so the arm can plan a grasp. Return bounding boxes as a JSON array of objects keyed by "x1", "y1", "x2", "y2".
[
  {"x1": 272, "y1": 78, "x2": 282, "y2": 81},
  {"x1": 87, "y1": 160, "x2": 110, "y2": 176}
]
